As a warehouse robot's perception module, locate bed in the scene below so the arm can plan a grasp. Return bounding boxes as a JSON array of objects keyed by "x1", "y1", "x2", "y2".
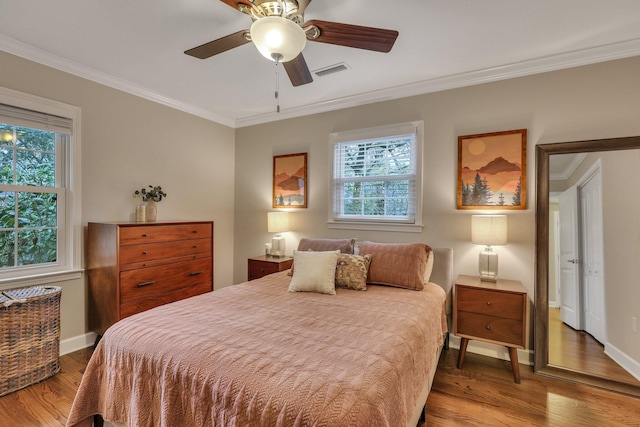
[{"x1": 67, "y1": 241, "x2": 453, "y2": 427}]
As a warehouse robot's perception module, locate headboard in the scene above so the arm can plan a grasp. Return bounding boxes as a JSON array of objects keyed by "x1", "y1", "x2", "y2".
[{"x1": 430, "y1": 247, "x2": 454, "y2": 328}]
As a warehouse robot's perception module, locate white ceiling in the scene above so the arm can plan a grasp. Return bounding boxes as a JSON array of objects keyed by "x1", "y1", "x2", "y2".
[{"x1": 2, "y1": 0, "x2": 640, "y2": 128}]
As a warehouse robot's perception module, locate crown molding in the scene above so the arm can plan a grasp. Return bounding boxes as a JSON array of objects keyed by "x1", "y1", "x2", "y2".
[
  {"x1": 235, "y1": 38, "x2": 640, "y2": 128},
  {"x1": 0, "y1": 35, "x2": 235, "y2": 128},
  {"x1": 3, "y1": 34, "x2": 640, "y2": 129}
]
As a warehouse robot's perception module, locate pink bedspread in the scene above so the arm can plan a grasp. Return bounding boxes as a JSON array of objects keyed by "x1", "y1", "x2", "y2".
[{"x1": 67, "y1": 271, "x2": 446, "y2": 427}]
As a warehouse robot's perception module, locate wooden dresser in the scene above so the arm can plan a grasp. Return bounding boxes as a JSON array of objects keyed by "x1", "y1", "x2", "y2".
[
  {"x1": 454, "y1": 274, "x2": 527, "y2": 383},
  {"x1": 87, "y1": 221, "x2": 214, "y2": 335}
]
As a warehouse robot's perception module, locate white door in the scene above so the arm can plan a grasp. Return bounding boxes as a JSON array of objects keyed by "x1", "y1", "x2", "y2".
[
  {"x1": 580, "y1": 170, "x2": 606, "y2": 343},
  {"x1": 559, "y1": 185, "x2": 581, "y2": 330}
]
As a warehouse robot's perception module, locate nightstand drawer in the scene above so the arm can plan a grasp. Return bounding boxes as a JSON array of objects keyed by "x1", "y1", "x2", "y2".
[
  {"x1": 456, "y1": 286, "x2": 524, "y2": 320},
  {"x1": 249, "y1": 261, "x2": 280, "y2": 278},
  {"x1": 456, "y1": 311, "x2": 524, "y2": 347},
  {"x1": 248, "y1": 256, "x2": 293, "y2": 281}
]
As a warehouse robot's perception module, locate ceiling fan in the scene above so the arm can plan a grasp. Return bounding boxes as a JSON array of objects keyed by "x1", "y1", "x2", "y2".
[{"x1": 184, "y1": 0, "x2": 399, "y2": 87}]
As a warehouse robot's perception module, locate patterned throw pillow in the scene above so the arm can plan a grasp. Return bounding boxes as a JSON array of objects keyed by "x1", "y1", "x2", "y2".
[{"x1": 335, "y1": 254, "x2": 372, "y2": 291}]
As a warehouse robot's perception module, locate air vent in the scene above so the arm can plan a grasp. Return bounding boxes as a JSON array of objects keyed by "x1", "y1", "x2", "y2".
[{"x1": 313, "y1": 62, "x2": 351, "y2": 77}]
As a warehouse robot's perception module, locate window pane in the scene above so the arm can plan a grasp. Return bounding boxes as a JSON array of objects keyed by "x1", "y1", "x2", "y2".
[
  {"x1": 17, "y1": 150, "x2": 56, "y2": 187},
  {"x1": 0, "y1": 230, "x2": 15, "y2": 268},
  {"x1": 0, "y1": 124, "x2": 15, "y2": 146},
  {"x1": 363, "y1": 199, "x2": 385, "y2": 215},
  {"x1": 17, "y1": 228, "x2": 57, "y2": 266},
  {"x1": 386, "y1": 180, "x2": 409, "y2": 197},
  {"x1": 15, "y1": 127, "x2": 56, "y2": 152},
  {"x1": 0, "y1": 146, "x2": 13, "y2": 184},
  {"x1": 18, "y1": 192, "x2": 57, "y2": 228},
  {"x1": 0, "y1": 191, "x2": 16, "y2": 228},
  {"x1": 363, "y1": 181, "x2": 385, "y2": 198},
  {"x1": 343, "y1": 199, "x2": 363, "y2": 215},
  {"x1": 386, "y1": 198, "x2": 408, "y2": 216}
]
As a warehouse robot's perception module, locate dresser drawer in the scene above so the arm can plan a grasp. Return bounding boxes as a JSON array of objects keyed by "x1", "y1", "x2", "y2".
[
  {"x1": 120, "y1": 282, "x2": 212, "y2": 318},
  {"x1": 119, "y1": 223, "x2": 212, "y2": 245},
  {"x1": 120, "y1": 258, "x2": 212, "y2": 303},
  {"x1": 456, "y1": 311, "x2": 524, "y2": 347},
  {"x1": 119, "y1": 238, "x2": 211, "y2": 265},
  {"x1": 456, "y1": 286, "x2": 524, "y2": 320}
]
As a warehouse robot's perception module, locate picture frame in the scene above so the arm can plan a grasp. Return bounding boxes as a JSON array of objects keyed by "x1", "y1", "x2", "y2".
[
  {"x1": 273, "y1": 152, "x2": 307, "y2": 208},
  {"x1": 457, "y1": 129, "x2": 527, "y2": 210}
]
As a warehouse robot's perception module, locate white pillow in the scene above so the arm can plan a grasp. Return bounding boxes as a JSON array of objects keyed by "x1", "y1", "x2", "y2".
[{"x1": 288, "y1": 250, "x2": 339, "y2": 295}]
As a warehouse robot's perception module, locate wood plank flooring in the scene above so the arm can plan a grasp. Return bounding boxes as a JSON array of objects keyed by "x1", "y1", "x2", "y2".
[
  {"x1": 549, "y1": 307, "x2": 640, "y2": 386},
  {"x1": 1, "y1": 346, "x2": 639, "y2": 426}
]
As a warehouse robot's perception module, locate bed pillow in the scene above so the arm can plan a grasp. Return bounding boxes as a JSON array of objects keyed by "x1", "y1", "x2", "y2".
[
  {"x1": 359, "y1": 242, "x2": 432, "y2": 291},
  {"x1": 335, "y1": 254, "x2": 372, "y2": 291},
  {"x1": 296, "y1": 237, "x2": 356, "y2": 254},
  {"x1": 288, "y1": 250, "x2": 340, "y2": 295}
]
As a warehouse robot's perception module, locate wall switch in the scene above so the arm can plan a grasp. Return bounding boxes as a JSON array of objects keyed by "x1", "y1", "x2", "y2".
[{"x1": 633, "y1": 317, "x2": 638, "y2": 334}]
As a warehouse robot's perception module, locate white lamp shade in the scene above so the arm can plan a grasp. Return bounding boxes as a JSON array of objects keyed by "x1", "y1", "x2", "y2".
[
  {"x1": 250, "y1": 16, "x2": 307, "y2": 62},
  {"x1": 267, "y1": 211, "x2": 290, "y2": 233},
  {"x1": 471, "y1": 215, "x2": 507, "y2": 246}
]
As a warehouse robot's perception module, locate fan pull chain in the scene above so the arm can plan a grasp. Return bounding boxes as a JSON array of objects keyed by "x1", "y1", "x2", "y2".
[
  {"x1": 273, "y1": 53, "x2": 283, "y2": 114},
  {"x1": 275, "y1": 62, "x2": 280, "y2": 113}
]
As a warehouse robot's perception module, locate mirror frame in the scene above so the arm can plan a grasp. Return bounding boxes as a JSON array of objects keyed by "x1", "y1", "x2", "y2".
[{"x1": 534, "y1": 135, "x2": 640, "y2": 397}]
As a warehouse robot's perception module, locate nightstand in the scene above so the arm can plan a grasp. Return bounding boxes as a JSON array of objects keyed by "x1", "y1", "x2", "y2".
[
  {"x1": 248, "y1": 255, "x2": 293, "y2": 281},
  {"x1": 454, "y1": 274, "x2": 527, "y2": 383}
]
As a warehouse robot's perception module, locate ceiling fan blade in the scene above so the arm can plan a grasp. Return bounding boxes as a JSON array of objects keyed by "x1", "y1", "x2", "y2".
[
  {"x1": 218, "y1": 0, "x2": 253, "y2": 12},
  {"x1": 184, "y1": 30, "x2": 251, "y2": 59},
  {"x1": 304, "y1": 20, "x2": 398, "y2": 53},
  {"x1": 283, "y1": 54, "x2": 313, "y2": 87}
]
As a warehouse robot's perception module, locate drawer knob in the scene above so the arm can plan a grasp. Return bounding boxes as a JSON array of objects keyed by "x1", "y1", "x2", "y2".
[
  {"x1": 192, "y1": 245, "x2": 198, "y2": 249},
  {"x1": 486, "y1": 301, "x2": 492, "y2": 306},
  {"x1": 143, "y1": 251, "x2": 148, "y2": 255},
  {"x1": 189, "y1": 271, "x2": 202, "y2": 276},
  {"x1": 486, "y1": 325, "x2": 491, "y2": 331},
  {"x1": 142, "y1": 233, "x2": 148, "y2": 237},
  {"x1": 260, "y1": 268, "x2": 265, "y2": 272},
  {"x1": 137, "y1": 281, "x2": 155, "y2": 288},
  {"x1": 192, "y1": 230, "x2": 198, "y2": 234}
]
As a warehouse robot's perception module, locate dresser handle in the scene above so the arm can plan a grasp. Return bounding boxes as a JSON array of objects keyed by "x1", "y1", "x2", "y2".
[
  {"x1": 189, "y1": 271, "x2": 202, "y2": 276},
  {"x1": 486, "y1": 301, "x2": 492, "y2": 306},
  {"x1": 486, "y1": 325, "x2": 491, "y2": 331},
  {"x1": 143, "y1": 251, "x2": 148, "y2": 255},
  {"x1": 192, "y1": 230, "x2": 198, "y2": 234},
  {"x1": 142, "y1": 233, "x2": 148, "y2": 237},
  {"x1": 192, "y1": 245, "x2": 198, "y2": 249},
  {"x1": 137, "y1": 281, "x2": 155, "y2": 288}
]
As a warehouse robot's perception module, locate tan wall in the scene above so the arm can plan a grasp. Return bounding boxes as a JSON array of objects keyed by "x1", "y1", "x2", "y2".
[
  {"x1": 234, "y1": 56, "x2": 640, "y2": 355},
  {"x1": 1, "y1": 51, "x2": 236, "y2": 346}
]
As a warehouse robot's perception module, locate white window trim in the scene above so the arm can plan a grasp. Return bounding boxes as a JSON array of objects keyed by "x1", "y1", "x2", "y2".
[
  {"x1": 0, "y1": 87, "x2": 83, "y2": 288},
  {"x1": 328, "y1": 121, "x2": 424, "y2": 233}
]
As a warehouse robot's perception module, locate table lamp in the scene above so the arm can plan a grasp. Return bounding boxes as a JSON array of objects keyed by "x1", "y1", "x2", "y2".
[
  {"x1": 267, "y1": 212, "x2": 289, "y2": 257},
  {"x1": 471, "y1": 215, "x2": 507, "y2": 282}
]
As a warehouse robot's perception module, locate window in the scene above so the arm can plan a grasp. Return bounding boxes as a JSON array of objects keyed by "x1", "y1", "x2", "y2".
[
  {"x1": 329, "y1": 121, "x2": 423, "y2": 232},
  {"x1": 0, "y1": 88, "x2": 81, "y2": 285}
]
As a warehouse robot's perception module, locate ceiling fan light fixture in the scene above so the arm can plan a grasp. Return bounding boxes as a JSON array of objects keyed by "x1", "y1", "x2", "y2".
[{"x1": 250, "y1": 16, "x2": 306, "y2": 62}]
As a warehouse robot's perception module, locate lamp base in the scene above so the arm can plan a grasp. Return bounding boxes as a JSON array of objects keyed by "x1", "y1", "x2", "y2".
[
  {"x1": 478, "y1": 249, "x2": 498, "y2": 282},
  {"x1": 271, "y1": 235, "x2": 286, "y2": 258}
]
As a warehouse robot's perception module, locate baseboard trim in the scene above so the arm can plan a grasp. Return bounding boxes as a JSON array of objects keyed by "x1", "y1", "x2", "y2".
[
  {"x1": 60, "y1": 332, "x2": 97, "y2": 356},
  {"x1": 605, "y1": 342, "x2": 640, "y2": 381},
  {"x1": 448, "y1": 334, "x2": 533, "y2": 366}
]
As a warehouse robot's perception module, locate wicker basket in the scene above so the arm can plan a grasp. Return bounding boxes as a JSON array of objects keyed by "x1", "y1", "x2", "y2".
[{"x1": 0, "y1": 285, "x2": 62, "y2": 397}]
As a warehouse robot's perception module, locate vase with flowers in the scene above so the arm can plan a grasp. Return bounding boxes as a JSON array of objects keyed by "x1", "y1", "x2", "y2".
[{"x1": 134, "y1": 185, "x2": 167, "y2": 222}]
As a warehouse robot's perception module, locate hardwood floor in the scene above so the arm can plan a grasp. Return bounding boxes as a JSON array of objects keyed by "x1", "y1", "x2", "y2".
[
  {"x1": 1, "y1": 346, "x2": 639, "y2": 426},
  {"x1": 549, "y1": 307, "x2": 640, "y2": 386}
]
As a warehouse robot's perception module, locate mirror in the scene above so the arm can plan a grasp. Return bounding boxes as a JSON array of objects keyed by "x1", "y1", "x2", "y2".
[{"x1": 535, "y1": 136, "x2": 640, "y2": 397}]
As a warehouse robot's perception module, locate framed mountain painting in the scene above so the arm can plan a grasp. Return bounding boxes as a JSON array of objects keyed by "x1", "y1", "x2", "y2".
[
  {"x1": 457, "y1": 129, "x2": 526, "y2": 210},
  {"x1": 273, "y1": 152, "x2": 307, "y2": 208}
]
